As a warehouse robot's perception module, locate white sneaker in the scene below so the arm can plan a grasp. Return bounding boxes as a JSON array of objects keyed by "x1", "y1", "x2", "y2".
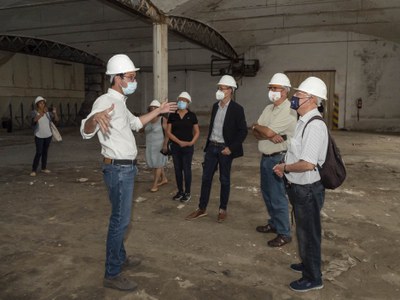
[
  {"x1": 41, "y1": 169, "x2": 51, "y2": 174},
  {"x1": 30, "y1": 172, "x2": 37, "y2": 177}
]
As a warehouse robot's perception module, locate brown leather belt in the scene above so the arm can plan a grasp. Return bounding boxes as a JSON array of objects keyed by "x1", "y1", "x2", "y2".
[
  {"x1": 262, "y1": 151, "x2": 286, "y2": 158},
  {"x1": 103, "y1": 158, "x2": 137, "y2": 165}
]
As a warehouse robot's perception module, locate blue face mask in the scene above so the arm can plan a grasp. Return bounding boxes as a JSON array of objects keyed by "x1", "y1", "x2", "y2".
[
  {"x1": 290, "y1": 96, "x2": 300, "y2": 110},
  {"x1": 290, "y1": 95, "x2": 310, "y2": 110},
  {"x1": 121, "y1": 81, "x2": 137, "y2": 95},
  {"x1": 177, "y1": 100, "x2": 187, "y2": 110}
]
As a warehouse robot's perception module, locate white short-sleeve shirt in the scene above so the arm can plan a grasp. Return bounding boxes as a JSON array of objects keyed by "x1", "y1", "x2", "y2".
[{"x1": 285, "y1": 108, "x2": 328, "y2": 185}]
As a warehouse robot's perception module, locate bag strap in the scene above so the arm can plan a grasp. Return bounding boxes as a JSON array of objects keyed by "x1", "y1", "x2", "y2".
[
  {"x1": 161, "y1": 116, "x2": 165, "y2": 137},
  {"x1": 301, "y1": 115, "x2": 324, "y2": 138},
  {"x1": 301, "y1": 115, "x2": 328, "y2": 170},
  {"x1": 44, "y1": 111, "x2": 52, "y2": 125}
]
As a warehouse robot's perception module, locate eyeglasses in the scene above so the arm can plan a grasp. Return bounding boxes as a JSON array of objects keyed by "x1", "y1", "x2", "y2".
[
  {"x1": 122, "y1": 75, "x2": 136, "y2": 82},
  {"x1": 218, "y1": 87, "x2": 230, "y2": 91},
  {"x1": 268, "y1": 86, "x2": 284, "y2": 91},
  {"x1": 294, "y1": 91, "x2": 311, "y2": 99}
]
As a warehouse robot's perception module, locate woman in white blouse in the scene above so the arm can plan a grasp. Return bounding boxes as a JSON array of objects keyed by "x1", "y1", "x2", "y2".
[{"x1": 30, "y1": 96, "x2": 59, "y2": 176}]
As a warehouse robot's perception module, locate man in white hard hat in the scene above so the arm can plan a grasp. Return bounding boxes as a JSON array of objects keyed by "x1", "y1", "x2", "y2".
[
  {"x1": 252, "y1": 73, "x2": 297, "y2": 247},
  {"x1": 186, "y1": 75, "x2": 247, "y2": 222},
  {"x1": 80, "y1": 54, "x2": 177, "y2": 291},
  {"x1": 273, "y1": 76, "x2": 328, "y2": 292}
]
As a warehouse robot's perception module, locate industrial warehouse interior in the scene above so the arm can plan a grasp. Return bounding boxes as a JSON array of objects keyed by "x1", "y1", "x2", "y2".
[{"x1": 1, "y1": 0, "x2": 400, "y2": 299}]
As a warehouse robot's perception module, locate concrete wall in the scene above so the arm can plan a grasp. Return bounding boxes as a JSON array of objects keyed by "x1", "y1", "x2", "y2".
[
  {"x1": 124, "y1": 31, "x2": 399, "y2": 132},
  {"x1": 0, "y1": 51, "x2": 84, "y2": 129},
  {"x1": 238, "y1": 31, "x2": 400, "y2": 132},
  {"x1": 5, "y1": 30, "x2": 397, "y2": 132}
]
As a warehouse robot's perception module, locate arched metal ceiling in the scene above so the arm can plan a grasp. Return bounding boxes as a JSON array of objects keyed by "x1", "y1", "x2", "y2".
[
  {"x1": 102, "y1": 0, "x2": 237, "y2": 59},
  {"x1": 0, "y1": 0, "x2": 238, "y2": 65},
  {"x1": 0, "y1": 0, "x2": 399, "y2": 65},
  {"x1": 0, "y1": 34, "x2": 103, "y2": 66},
  {"x1": 166, "y1": 0, "x2": 400, "y2": 51}
]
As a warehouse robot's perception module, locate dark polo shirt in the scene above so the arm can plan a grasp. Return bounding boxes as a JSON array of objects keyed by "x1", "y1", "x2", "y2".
[{"x1": 167, "y1": 110, "x2": 198, "y2": 142}]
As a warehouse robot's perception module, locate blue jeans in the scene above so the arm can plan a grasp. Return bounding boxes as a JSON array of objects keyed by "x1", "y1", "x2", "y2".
[
  {"x1": 287, "y1": 181, "x2": 325, "y2": 282},
  {"x1": 32, "y1": 136, "x2": 52, "y2": 172},
  {"x1": 260, "y1": 154, "x2": 290, "y2": 237},
  {"x1": 171, "y1": 143, "x2": 194, "y2": 193},
  {"x1": 102, "y1": 163, "x2": 137, "y2": 278},
  {"x1": 199, "y1": 144, "x2": 233, "y2": 210}
]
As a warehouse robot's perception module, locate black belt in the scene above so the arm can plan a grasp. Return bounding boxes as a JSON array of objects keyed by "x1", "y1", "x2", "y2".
[
  {"x1": 284, "y1": 179, "x2": 321, "y2": 188},
  {"x1": 103, "y1": 158, "x2": 137, "y2": 165},
  {"x1": 262, "y1": 151, "x2": 286, "y2": 158},
  {"x1": 209, "y1": 140, "x2": 225, "y2": 147}
]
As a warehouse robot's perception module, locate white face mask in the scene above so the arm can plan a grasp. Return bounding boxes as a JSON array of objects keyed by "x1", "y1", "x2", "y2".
[
  {"x1": 121, "y1": 81, "x2": 137, "y2": 95},
  {"x1": 268, "y1": 90, "x2": 281, "y2": 102},
  {"x1": 216, "y1": 90, "x2": 225, "y2": 101}
]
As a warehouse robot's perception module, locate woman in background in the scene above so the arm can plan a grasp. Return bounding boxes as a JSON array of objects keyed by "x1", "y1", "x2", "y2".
[
  {"x1": 144, "y1": 100, "x2": 169, "y2": 192},
  {"x1": 30, "y1": 96, "x2": 59, "y2": 176},
  {"x1": 167, "y1": 92, "x2": 200, "y2": 203}
]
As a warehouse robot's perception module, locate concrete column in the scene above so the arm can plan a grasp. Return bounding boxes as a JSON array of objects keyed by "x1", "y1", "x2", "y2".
[{"x1": 153, "y1": 23, "x2": 168, "y2": 102}]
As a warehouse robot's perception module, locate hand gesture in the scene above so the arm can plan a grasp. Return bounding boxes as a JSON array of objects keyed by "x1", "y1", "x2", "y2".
[
  {"x1": 159, "y1": 100, "x2": 177, "y2": 114},
  {"x1": 93, "y1": 104, "x2": 114, "y2": 134}
]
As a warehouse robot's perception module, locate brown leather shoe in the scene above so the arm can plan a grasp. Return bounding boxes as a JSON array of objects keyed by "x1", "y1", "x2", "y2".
[
  {"x1": 185, "y1": 209, "x2": 207, "y2": 220},
  {"x1": 217, "y1": 210, "x2": 227, "y2": 223},
  {"x1": 256, "y1": 224, "x2": 276, "y2": 233},
  {"x1": 267, "y1": 234, "x2": 292, "y2": 247}
]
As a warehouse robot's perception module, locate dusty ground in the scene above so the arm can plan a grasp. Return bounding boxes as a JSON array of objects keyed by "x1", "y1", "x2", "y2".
[{"x1": 0, "y1": 126, "x2": 400, "y2": 300}]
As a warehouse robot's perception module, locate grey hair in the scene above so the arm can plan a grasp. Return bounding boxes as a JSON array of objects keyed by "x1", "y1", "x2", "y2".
[{"x1": 316, "y1": 97, "x2": 324, "y2": 106}]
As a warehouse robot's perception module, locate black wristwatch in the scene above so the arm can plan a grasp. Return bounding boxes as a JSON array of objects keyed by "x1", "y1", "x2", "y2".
[{"x1": 284, "y1": 164, "x2": 290, "y2": 174}]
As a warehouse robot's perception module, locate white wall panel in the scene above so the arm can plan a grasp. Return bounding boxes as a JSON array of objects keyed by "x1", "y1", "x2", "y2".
[
  {"x1": 0, "y1": 52, "x2": 84, "y2": 128},
  {"x1": 237, "y1": 31, "x2": 400, "y2": 131},
  {"x1": 40, "y1": 57, "x2": 53, "y2": 89},
  {"x1": 27, "y1": 56, "x2": 42, "y2": 88},
  {"x1": 12, "y1": 54, "x2": 28, "y2": 87}
]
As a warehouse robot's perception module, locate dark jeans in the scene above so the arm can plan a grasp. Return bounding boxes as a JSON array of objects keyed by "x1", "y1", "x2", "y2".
[
  {"x1": 199, "y1": 144, "x2": 233, "y2": 210},
  {"x1": 171, "y1": 143, "x2": 194, "y2": 193},
  {"x1": 102, "y1": 163, "x2": 137, "y2": 278},
  {"x1": 32, "y1": 136, "x2": 52, "y2": 172},
  {"x1": 287, "y1": 181, "x2": 325, "y2": 282}
]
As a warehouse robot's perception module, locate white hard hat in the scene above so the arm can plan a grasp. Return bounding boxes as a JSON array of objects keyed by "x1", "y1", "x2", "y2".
[
  {"x1": 35, "y1": 96, "x2": 46, "y2": 105},
  {"x1": 296, "y1": 76, "x2": 327, "y2": 100},
  {"x1": 106, "y1": 54, "x2": 140, "y2": 75},
  {"x1": 269, "y1": 73, "x2": 291, "y2": 87},
  {"x1": 178, "y1": 91, "x2": 192, "y2": 102},
  {"x1": 217, "y1": 75, "x2": 237, "y2": 89},
  {"x1": 149, "y1": 100, "x2": 160, "y2": 107}
]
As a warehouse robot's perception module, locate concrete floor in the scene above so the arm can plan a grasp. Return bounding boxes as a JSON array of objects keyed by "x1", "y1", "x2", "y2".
[{"x1": 0, "y1": 127, "x2": 400, "y2": 300}]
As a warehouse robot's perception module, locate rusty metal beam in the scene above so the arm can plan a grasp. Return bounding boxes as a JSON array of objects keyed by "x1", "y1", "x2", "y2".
[
  {"x1": 0, "y1": 35, "x2": 104, "y2": 66},
  {"x1": 102, "y1": 0, "x2": 238, "y2": 59}
]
